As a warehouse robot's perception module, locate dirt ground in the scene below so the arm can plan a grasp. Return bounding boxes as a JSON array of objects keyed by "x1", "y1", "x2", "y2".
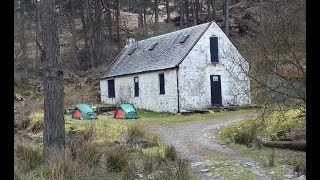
[{"x1": 147, "y1": 112, "x2": 276, "y2": 180}]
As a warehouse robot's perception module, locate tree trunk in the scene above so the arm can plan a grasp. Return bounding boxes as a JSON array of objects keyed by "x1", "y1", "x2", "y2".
[
  {"x1": 81, "y1": 11, "x2": 89, "y2": 48},
  {"x1": 262, "y1": 141, "x2": 306, "y2": 152},
  {"x1": 86, "y1": 0, "x2": 95, "y2": 68},
  {"x1": 206, "y1": 0, "x2": 211, "y2": 21},
  {"x1": 155, "y1": 0, "x2": 159, "y2": 26},
  {"x1": 70, "y1": 0, "x2": 80, "y2": 68},
  {"x1": 210, "y1": 0, "x2": 215, "y2": 20},
  {"x1": 166, "y1": 0, "x2": 170, "y2": 23},
  {"x1": 39, "y1": 0, "x2": 65, "y2": 158},
  {"x1": 185, "y1": 0, "x2": 189, "y2": 26},
  {"x1": 19, "y1": 0, "x2": 27, "y2": 61},
  {"x1": 179, "y1": 0, "x2": 184, "y2": 28},
  {"x1": 138, "y1": 2, "x2": 143, "y2": 28},
  {"x1": 143, "y1": 7, "x2": 147, "y2": 26},
  {"x1": 94, "y1": 0, "x2": 104, "y2": 65},
  {"x1": 35, "y1": 0, "x2": 39, "y2": 69},
  {"x1": 194, "y1": 0, "x2": 199, "y2": 25},
  {"x1": 105, "y1": 0, "x2": 113, "y2": 39},
  {"x1": 224, "y1": 0, "x2": 229, "y2": 36},
  {"x1": 115, "y1": 0, "x2": 120, "y2": 44},
  {"x1": 14, "y1": 0, "x2": 18, "y2": 39}
]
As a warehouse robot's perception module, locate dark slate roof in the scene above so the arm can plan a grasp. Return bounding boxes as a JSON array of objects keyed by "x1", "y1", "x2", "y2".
[{"x1": 101, "y1": 22, "x2": 212, "y2": 79}]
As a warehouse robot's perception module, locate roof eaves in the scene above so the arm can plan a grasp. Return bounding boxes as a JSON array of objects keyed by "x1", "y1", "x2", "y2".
[
  {"x1": 100, "y1": 67, "x2": 177, "y2": 79},
  {"x1": 175, "y1": 21, "x2": 213, "y2": 67}
]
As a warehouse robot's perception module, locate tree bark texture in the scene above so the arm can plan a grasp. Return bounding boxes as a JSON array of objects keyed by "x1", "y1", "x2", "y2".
[
  {"x1": 185, "y1": 0, "x2": 189, "y2": 26},
  {"x1": 35, "y1": 0, "x2": 40, "y2": 68},
  {"x1": 70, "y1": 0, "x2": 80, "y2": 67},
  {"x1": 179, "y1": 0, "x2": 184, "y2": 28},
  {"x1": 206, "y1": 0, "x2": 211, "y2": 21},
  {"x1": 39, "y1": 0, "x2": 65, "y2": 158},
  {"x1": 105, "y1": 0, "x2": 113, "y2": 39},
  {"x1": 19, "y1": 0, "x2": 27, "y2": 61},
  {"x1": 143, "y1": 7, "x2": 147, "y2": 26},
  {"x1": 138, "y1": 2, "x2": 143, "y2": 28},
  {"x1": 224, "y1": 0, "x2": 229, "y2": 36},
  {"x1": 194, "y1": 0, "x2": 199, "y2": 25},
  {"x1": 166, "y1": 0, "x2": 170, "y2": 23},
  {"x1": 210, "y1": 0, "x2": 215, "y2": 20},
  {"x1": 155, "y1": 0, "x2": 159, "y2": 26},
  {"x1": 115, "y1": 0, "x2": 120, "y2": 43},
  {"x1": 85, "y1": 0, "x2": 95, "y2": 68},
  {"x1": 81, "y1": 11, "x2": 89, "y2": 47}
]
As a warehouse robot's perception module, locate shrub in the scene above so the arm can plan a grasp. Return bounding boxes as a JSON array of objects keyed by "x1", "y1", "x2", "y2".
[
  {"x1": 165, "y1": 146, "x2": 177, "y2": 161},
  {"x1": 106, "y1": 147, "x2": 128, "y2": 173},
  {"x1": 159, "y1": 159, "x2": 193, "y2": 180},
  {"x1": 268, "y1": 149, "x2": 275, "y2": 167},
  {"x1": 15, "y1": 143, "x2": 43, "y2": 172},
  {"x1": 39, "y1": 150, "x2": 89, "y2": 179},
  {"x1": 126, "y1": 125, "x2": 156, "y2": 148},
  {"x1": 220, "y1": 118, "x2": 257, "y2": 147}
]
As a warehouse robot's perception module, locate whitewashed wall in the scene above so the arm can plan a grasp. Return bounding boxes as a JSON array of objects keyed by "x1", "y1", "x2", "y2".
[
  {"x1": 100, "y1": 69, "x2": 178, "y2": 113},
  {"x1": 178, "y1": 22, "x2": 251, "y2": 110}
]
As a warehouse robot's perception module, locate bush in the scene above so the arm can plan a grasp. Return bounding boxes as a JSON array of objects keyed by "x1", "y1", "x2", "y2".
[
  {"x1": 165, "y1": 146, "x2": 177, "y2": 161},
  {"x1": 39, "y1": 150, "x2": 89, "y2": 179},
  {"x1": 15, "y1": 143, "x2": 43, "y2": 172},
  {"x1": 126, "y1": 125, "x2": 156, "y2": 148},
  {"x1": 106, "y1": 147, "x2": 128, "y2": 173},
  {"x1": 159, "y1": 159, "x2": 193, "y2": 180},
  {"x1": 220, "y1": 118, "x2": 257, "y2": 147},
  {"x1": 265, "y1": 110, "x2": 306, "y2": 141}
]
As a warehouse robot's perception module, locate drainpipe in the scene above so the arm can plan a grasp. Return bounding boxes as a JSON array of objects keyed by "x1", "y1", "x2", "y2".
[{"x1": 176, "y1": 67, "x2": 180, "y2": 113}]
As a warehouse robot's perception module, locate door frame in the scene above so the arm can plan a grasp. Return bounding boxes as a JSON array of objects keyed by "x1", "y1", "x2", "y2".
[{"x1": 210, "y1": 75, "x2": 222, "y2": 106}]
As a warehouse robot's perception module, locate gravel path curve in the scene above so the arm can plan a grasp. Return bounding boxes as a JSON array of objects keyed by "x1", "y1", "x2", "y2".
[{"x1": 147, "y1": 112, "x2": 275, "y2": 180}]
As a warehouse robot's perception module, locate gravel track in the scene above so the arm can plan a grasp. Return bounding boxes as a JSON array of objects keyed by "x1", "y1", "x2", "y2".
[{"x1": 147, "y1": 112, "x2": 275, "y2": 180}]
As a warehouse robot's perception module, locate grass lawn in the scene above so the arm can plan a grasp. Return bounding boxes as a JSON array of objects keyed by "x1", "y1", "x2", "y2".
[
  {"x1": 219, "y1": 109, "x2": 306, "y2": 179},
  {"x1": 30, "y1": 108, "x2": 255, "y2": 133}
]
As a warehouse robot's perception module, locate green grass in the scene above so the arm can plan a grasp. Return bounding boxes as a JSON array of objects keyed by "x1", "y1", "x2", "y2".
[
  {"x1": 219, "y1": 109, "x2": 306, "y2": 178},
  {"x1": 226, "y1": 143, "x2": 306, "y2": 178},
  {"x1": 29, "y1": 109, "x2": 257, "y2": 141},
  {"x1": 22, "y1": 108, "x2": 254, "y2": 179},
  {"x1": 138, "y1": 109, "x2": 256, "y2": 124}
]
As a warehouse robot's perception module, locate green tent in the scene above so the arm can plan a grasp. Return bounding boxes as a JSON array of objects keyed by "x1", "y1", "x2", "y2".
[
  {"x1": 72, "y1": 104, "x2": 97, "y2": 120},
  {"x1": 114, "y1": 103, "x2": 139, "y2": 119}
]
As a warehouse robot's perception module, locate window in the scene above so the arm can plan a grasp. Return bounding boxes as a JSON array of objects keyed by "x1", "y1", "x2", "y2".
[
  {"x1": 210, "y1": 36, "x2": 219, "y2": 63},
  {"x1": 108, "y1": 79, "x2": 115, "y2": 98},
  {"x1": 149, "y1": 42, "x2": 158, "y2": 50},
  {"x1": 134, "y1": 77, "x2": 139, "y2": 97},
  {"x1": 127, "y1": 46, "x2": 137, "y2": 55},
  {"x1": 179, "y1": 34, "x2": 190, "y2": 43},
  {"x1": 159, "y1": 73, "x2": 165, "y2": 95}
]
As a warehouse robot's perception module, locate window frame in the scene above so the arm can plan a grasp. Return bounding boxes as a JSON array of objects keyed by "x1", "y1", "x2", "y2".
[
  {"x1": 134, "y1": 77, "x2": 139, "y2": 97},
  {"x1": 210, "y1": 36, "x2": 219, "y2": 63},
  {"x1": 159, "y1": 73, "x2": 165, "y2": 95},
  {"x1": 107, "y1": 79, "x2": 115, "y2": 98}
]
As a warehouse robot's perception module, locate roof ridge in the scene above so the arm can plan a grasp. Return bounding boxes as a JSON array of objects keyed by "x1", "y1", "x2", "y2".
[{"x1": 135, "y1": 22, "x2": 211, "y2": 43}]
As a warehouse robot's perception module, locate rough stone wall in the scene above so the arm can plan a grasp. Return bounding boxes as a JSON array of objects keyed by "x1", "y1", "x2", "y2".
[
  {"x1": 178, "y1": 22, "x2": 251, "y2": 110},
  {"x1": 100, "y1": 69, "x2": 178, "y2": 113}
]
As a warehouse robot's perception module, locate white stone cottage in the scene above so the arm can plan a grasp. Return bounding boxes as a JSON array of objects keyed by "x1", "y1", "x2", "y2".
[{"x1": 100, "y1": 21, "x2": 251, "y2": 113}]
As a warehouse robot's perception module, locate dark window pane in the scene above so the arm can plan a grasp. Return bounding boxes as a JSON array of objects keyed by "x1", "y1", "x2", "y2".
[
  {"x1": 210, "y1": 36, "x2": 219, "y2": 63},
  {"x1": 179, "y1": 34, "x2": 190, "y2": 43},
  {"x1": 159, "y1": 73, "x2": 165, "y2": 94},
  {"x1": 134, "y1": 77, "x2": 139, "y2": 97},
  {"x1": 108, "y1": 79, "x2": 115, "y2": 98},
  {"x1": 149, "y1": 42, "x2": 158, "y2": 50}
]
